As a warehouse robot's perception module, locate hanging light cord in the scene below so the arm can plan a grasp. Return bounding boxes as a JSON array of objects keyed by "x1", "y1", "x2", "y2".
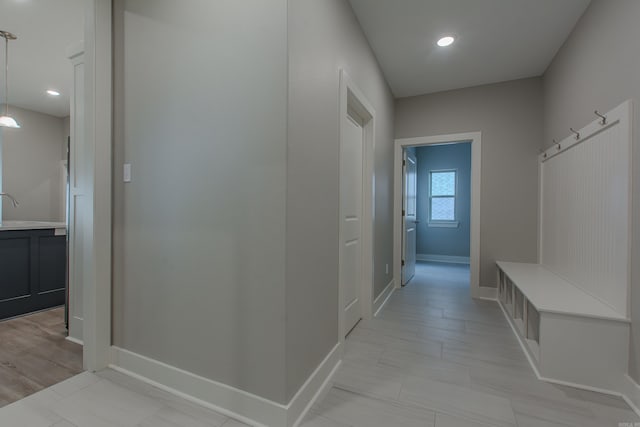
[{"x1": 3, "y1": 33, "x2": 9, "y2": 116}]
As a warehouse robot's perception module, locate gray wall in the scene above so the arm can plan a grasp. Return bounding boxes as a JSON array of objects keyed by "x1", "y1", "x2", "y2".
[
  {"x1": 542, "y1": 0, "x2": 640, "y2": 383},
  {"x1": 286, "y1": 0, "x2": 395, "y2": 400},
  {"x1": 1, "y1": 106, "x2": 66, "y2": 222},
  {"x1": 415, "y1": 143, "x2": 471, "y2": 258},
  {"x1": 112, "y1": 0, "x2": 289, "y2": 403},
  {"x1": 395, "y1": 78, "x2": 542, "y2": 288}
]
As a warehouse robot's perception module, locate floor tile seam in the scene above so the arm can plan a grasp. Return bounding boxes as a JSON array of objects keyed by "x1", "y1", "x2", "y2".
[
  {"x1": 434, "y1": 410, "x2": 511, "y2": 427},
  {"x1": 509, "y1": 393, "x2": 598, "y2": 416},
  {"x1": 507, "y1": 390, "x2": 611, "y2": 427},
  {"x1": 308, "y1": 408, "x2": 356, "y2": 427},
  {"x1": 396, "y1": 389, "x2": 518, "y2": 427},
  {"x1": 509, "y1": 407, "x2": 590, "y2": 427},
  {"x1": 331, "y1": 384, "x2": 429, "y2": 413}
]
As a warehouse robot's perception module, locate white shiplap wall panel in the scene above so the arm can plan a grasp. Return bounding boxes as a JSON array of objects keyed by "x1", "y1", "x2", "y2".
[{"x1": 540, "y1": 101, "x2": 631, "y2": 317}]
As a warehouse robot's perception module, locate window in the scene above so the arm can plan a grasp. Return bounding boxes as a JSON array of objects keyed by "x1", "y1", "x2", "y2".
[{"x1": 429, "y1": 170, "x2": 458, "y2": 227}]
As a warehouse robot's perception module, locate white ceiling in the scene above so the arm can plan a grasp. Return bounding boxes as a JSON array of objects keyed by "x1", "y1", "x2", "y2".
[
  {"x1": 0, "y1": 0, "x2": 83, "y2": 118},
  {"x1": 0, "y1": 1, "x2": 591, "y2": 115},
  {"x1": 348, "y1": 0, "x2": 591, "y2": 98}
]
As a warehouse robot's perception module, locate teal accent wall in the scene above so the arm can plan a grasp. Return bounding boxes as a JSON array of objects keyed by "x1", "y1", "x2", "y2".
[{"x1": 416, "y1": 142, "x2": 471, "y2": 257}]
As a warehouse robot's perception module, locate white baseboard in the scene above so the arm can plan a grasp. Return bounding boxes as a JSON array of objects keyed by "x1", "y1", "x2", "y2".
[
  {"x1": 373, "y1": 279, "x2": 394, "y2": 317},
  {"x1": 65, "y1": 336, "x2": 84, "y2": 346},
  {"x1": 498, "y1": 300, "x2": 640, "y2": 418},
  {"x1": 109, "y1": 343, "x2": 342, "y2": 427},
  {"x1": 471, "y1": 285, "x2": 497, "y2": 300},
  {"x1": 68, "y1": 316, "x2": 83, "y2": 345},
  {"x1": 621, "y1": 374, "x2": 640, "y2": 417},
  {"x1": 290, "y1": 343, "x2": 342, "y2": 427},
  {"x1": 416, "y1": 254, "x2": 470, "y2": 264}
]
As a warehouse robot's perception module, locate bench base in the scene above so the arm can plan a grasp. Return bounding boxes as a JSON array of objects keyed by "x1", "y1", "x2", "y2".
[{"x1": 497, "y1": 262, "x2": 629, "y2": 394}]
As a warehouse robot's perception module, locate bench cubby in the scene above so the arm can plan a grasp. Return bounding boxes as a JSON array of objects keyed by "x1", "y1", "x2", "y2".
[{"x1": 496, "y1": 261, "x2": 630, "y2": 392}]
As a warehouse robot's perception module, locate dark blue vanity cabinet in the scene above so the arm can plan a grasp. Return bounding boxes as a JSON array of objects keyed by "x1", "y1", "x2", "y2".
[{"x1": 0, "y1": 228, "x2": 66, "y2": 320}]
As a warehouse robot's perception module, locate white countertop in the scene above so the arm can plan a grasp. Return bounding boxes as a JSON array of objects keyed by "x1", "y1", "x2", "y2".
[
  {"x1": 0, "y1": 220, "x2": 67, "y2": 233},
  {"x1": 496, "y1": 261, "x2": 628, "y2": 322}
]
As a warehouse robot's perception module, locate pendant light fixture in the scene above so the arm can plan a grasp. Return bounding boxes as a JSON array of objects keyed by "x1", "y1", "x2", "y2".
[{"x1": 0, "y1": 30, "x2": 20, "y2": 129}]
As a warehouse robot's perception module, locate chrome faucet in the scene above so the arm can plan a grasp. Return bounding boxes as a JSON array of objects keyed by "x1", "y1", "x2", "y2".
[{"x1": 0, "y1": 193, "x2": 19, "y2": 207}]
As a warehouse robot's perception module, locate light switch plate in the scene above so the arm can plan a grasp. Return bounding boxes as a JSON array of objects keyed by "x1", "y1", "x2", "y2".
[{"x1": 123, "y1": 163, "x2": 132, "y2": 182}]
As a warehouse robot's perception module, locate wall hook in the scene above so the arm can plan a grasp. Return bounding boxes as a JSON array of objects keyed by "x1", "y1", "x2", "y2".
[
  {"x1": 595, "y1": 110, "x2": 607, "y2": 125},
  {"x1": 570, "y1": 127, "x2": 580, "y2": 140}
]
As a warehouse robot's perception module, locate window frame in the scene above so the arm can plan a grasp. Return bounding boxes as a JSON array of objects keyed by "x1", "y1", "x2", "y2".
[{"x1": 428, "y1": 169, "x2": 459, "y2": 228}]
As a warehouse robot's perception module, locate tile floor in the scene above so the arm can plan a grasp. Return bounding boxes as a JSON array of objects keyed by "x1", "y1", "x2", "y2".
[
  {"x1": 0, "y1": 262, "x2": 638, "y2": 426},
  {"x1": 302, "y1": 262, "x2": 640, "y2": 427},
  {"x1": 0, "y1": 369, "x2": 245, "y2": 427}
]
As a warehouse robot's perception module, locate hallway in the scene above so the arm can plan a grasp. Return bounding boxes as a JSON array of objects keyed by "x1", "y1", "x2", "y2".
[
  {"x1": 0, "y1": 262, "x2": 637, "y2": 426},
  {"x1": 303, "y1": 262, "x2": 639, "y2": 427}
]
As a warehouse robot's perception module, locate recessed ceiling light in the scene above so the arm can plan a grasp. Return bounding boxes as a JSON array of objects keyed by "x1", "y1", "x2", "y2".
[
  {"x1": 437, "y1": 36, "x2": 455, "y2": 47},
  {"x1": 46, "y1": 89, "x2": 61, "y2": 96}
]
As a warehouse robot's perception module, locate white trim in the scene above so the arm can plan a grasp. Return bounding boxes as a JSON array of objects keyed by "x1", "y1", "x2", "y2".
[
  {"x1": 338, "y1": 69, "x2": 376, "y2": 343},
  {"x1": 66, "y1": 40, "x2": 84, "y2": 60},
  {"x1": 394, "y1": 133, "x2": 482, "y2": 299},
  {"x1": 499, "y1": 299, "x2": 640, "y2": 419},
  {"x1": 473, "y1": 286, "x2": 497, "y2": 300},
  {"x1": 66, "y1": 43, "x2": 84, "y2": 352},
  {"x1": 427, "y1": 221, "x2": 459, "y2": 228},
  {"x1": 290, "y1": 343, "x2": 342, "y2": 427},
  {"x1": 416, "y1": 254, "x2": 470, "y2": 264},
  {"x1": 537, "y1": 157, "x2": 543, "y2": 263},
  {"x1": 82, "y1": 0, "x2": 112, "y2": 372},
  {"x1": 373, "y1": 279, "x2": 395, "y2": 317},
  {"x1": 65, "y1": 336, "x2": 84, "y2": 346},
  {"x1": 110, "y1": 343, "x2": 342, "y2": 427},
  {"x1": 427, "y1": 169, "x2": 458, "y2": 222},
  {"x1": 621, "y1": 374, "x2": 640, "y2": 417},
  {"x1": 110, "y1": 347, "x2": 276, "y2": 427},
  {"x1": 538, "y1": 375, "x2": 624, "y2": 402}
]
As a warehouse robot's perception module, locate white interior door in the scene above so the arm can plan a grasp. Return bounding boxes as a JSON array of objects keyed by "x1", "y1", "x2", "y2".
[
  {"x1": 340, "y1": 114, "x2": 364, "y2": 337},
  {"x1": 67, "y1": 47, "x2": 85, "y2": 343},
  {"x1": 402, "y1": 150, "x2": 417, "y2": 285}
]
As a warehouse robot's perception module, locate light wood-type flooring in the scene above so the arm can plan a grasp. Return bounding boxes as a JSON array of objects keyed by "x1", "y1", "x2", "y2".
[
  {"x1": 0, "y1": 306, "x2": 82, "y2": 407},
  {"x1": 304, "y1": 262, "x2": 640, "y2": 427},
  {"x1": 0, "y1": 263, "x2": 638, "y2": 426}
]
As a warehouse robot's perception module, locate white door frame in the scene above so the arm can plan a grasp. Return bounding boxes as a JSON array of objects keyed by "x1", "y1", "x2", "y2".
[
  {"x1": 81, "y1": 0, "x2": 112, "y2": 371},
  {"x1": 393, "y1": 132, "x2": 485, "y2": 298},
  {"x1": 338, "y1": 69, "x2": 375, "y2": 343}
]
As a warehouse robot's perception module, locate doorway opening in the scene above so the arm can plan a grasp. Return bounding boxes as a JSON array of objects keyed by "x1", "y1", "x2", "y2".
[
  {"x1": 0, "y1": 0, "x2": 112, "y2": 407},
  {"x1": 394, "y1": 132, "x2": 484, "y2": 298},
  {"x1": 0, "y1": 0, "x2": 85, "y2": 407},
  {"x1": 414, "y1": 142, "x2": 472, "y2": 272}
]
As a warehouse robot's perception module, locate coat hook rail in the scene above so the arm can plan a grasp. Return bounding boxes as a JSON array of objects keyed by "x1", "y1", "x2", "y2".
[
  {"x1": 570, "y1": 127, "x2": 580, "y2": 140},
  {"x1": 595, "y1": 110, "x2": 607, "y2": 125}
]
